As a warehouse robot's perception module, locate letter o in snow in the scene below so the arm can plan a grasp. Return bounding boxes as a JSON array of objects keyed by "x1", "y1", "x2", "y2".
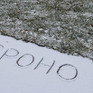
[
  {"x1": 57, "y1": 64, "x2": 78, "y2": 80},
  {"x1": 16, "y1": 54, "x2": 34, "y2": 67}
]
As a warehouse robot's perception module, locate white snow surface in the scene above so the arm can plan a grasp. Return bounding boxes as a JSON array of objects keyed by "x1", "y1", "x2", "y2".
[{"x1": 0, "y1": 35, "x2": 93, "y2": 93}]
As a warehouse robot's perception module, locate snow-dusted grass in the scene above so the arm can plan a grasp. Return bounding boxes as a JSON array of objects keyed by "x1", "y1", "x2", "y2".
[
  {"x1": 0, "y1": 0, "x2": 93, "y2": 60},
  {"x1": 0, "y1": 35, "x2": 93, "y2": 93}
]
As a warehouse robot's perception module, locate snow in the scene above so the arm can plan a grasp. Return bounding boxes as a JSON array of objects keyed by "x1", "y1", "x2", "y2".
[
  {"x1": 82, "y1": 12, "x2": 93, "y2": 17},
  {"x1": 0, "y1": 35, "x2": 93, "y2": 93}
]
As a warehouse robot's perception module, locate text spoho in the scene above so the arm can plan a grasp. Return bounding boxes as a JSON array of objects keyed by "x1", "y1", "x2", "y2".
[{"x1": 0, "y1": 44, "x2": 78, "y2": 81}]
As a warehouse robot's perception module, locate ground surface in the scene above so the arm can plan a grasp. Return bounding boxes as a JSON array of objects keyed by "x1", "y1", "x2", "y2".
[
  {"x1": 0, "y1": 35, "x2": 93, "y2": 93},
  {"x1": 0, "y1": 0, "x2": 93, "y2": 60}
]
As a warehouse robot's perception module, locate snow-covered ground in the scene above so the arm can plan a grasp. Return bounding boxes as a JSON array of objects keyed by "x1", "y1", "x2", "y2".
[{"x1": 0, "y1": 35, "x2": 93, "y2": 93}]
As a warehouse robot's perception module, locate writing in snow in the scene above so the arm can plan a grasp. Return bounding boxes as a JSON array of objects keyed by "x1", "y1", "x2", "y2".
[{"x1": 0, "y1": 44, "x2": 78, "y2": 81}]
